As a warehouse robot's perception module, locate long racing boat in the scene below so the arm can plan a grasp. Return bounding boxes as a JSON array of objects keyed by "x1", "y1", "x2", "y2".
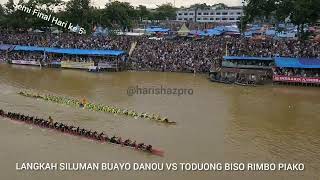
[
  {"x1": 18, "y1": 90, "x2": 176, "y2": 125},
  {"x1": 0, "y1": 109, "x2": 164, "y2": 156}
]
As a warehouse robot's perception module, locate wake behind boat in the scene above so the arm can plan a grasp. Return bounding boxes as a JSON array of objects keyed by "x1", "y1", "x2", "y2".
[{"x1": 0, "y1": 109, "x2": 164, "y2": 156}]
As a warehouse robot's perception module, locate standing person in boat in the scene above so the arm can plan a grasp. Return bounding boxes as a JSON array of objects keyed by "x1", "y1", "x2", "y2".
[
  {"x1": 79, "y1": 97, "x2": 88, "y2": 108},
  {"x1": 48, "y1": 116, "x2": 53, "y2": 126}
]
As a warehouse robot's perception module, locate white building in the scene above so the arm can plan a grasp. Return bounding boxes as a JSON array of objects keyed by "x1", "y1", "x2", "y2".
[{"x1": 176, "y1": 6, "x2": 243, "y2": 23}]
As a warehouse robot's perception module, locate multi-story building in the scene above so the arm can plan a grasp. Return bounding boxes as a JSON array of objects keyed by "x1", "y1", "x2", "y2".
[{"x1": 176, "y1": 5, "x2": 243, "y2": 23}]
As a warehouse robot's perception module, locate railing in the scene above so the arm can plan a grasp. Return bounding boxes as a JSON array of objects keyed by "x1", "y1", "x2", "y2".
[
  {"x1": 98, "y1": 62, "x2": 118, "y2": 69},
  {"x1": 61, "y1": 61, "x2": 94, "y2": 69},
  {"x1": 11, "y1": 60, "x2": 41, "y2": 66},
  {"x1": 222, "y1": 62, "x2": 272, "y2": 69}
]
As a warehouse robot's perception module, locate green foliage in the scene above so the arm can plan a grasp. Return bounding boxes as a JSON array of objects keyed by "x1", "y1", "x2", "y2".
[
  {"x1": 243, "y1": 0, "x2": 320, "y2": 36},
  {"x1": 153, "y1": 3, "x2": 177, "y2": 20},
  {"x1": 136, "y1": 5, "x2": 149, "y2": 21},
  {"x1": 104, "y1": 1, "x2": 137, "y2": 30},
  {"x1": 0, "y1": 5, "x2": 5, "y2": 26},
  {"x1": 5, "y1": 0, "x2": 15, "y2": 14},
  {"x1": 0, "y1": 0, "x2": 177, "y2": 31},
  {"x1": 33, "y1": 0, "x2": 64, "y2": 12}
]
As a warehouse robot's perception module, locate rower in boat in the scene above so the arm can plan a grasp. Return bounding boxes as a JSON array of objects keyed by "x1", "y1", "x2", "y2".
[
  {"x1": 79, "y1": 97, "x2": 88, "y2": 108},
  {"x1": 116, "y1": 137, "x2": 122, "y2": 144},
  {"x1": 104, "y1": 135, "x2": 110, "y2": 142},
  {"x1": 132, "y1": 112, "x2": 138, "y2": 117},
  {"x1": 123, "y1": 139, "x2": 132, "y2": 146},
  {"x1": 110, "y1": 136, "x2": 117, "y2": 143},
  {"x1": 146, "y1": 145, "x2": 153, "y2": 152},
  {"x1": 139, "y1": 112, "x2": 145, "y2": 118},
  {"x1": 150, "y1": 114, "x2": 157, "y2": 120},
  {"x1": 97, "y1": 132, "x2": 104, "y2": 140},
  {"x1": 131, "y1": 140, "x2": 137, "y2": 148},
  {"x1": 137, "y1": 143, "x2": 146, "y2": 149},
  {"x1": 122, "y1": 109, "x2": 128, "y2": 115}
]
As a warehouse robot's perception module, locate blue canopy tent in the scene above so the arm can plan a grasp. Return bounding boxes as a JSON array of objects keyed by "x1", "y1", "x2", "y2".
[
  {"x1": 189, "y1": 30, "x2": 206, "y2": 36},
  {"x1": 14, "y1": 45, "x2": 46, "y2": 52},
  {"x1": 266, "y1": 29, "x2": 276, "y2": 36},
  {"x1": 224, "y1": 26, "x2": 240, "y2": 33},
  {"x1": 213, "y1": 26, "x2": 225, "y2": 32},
  {"x1": 7, "y1": 45, "x2": 126, "y2": 70},
  {"x1": 206, "y1": 29, "x2": 223, "y2": 36},
  {"x1": 275, "y1": 57, "x2": 320, "y2": 69},
  {"x1": 0, "y1": 44, "x2": 15, "y2": 51},
  {"x1": 9, "y1": 45, "x2": 125, "y2": 56},
  {"x1": 45, "y1": 48, "x2": 125, "y2": 56},
  {"x1": 146, "y1": 27, "x2": 170, "y2": 33}
]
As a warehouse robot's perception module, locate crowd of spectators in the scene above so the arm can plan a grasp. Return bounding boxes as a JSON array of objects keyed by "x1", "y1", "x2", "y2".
[
  {"x1": 129, "y1": 37, "x2": 223, "y2": 72},
  {"x1": 227, "y1": 37, "x2": 320, "y2": 58},
  {"x1": 0, "y1": 52, "x2": 6, "y2": 62},
  {"x1": 7, "y1": 52, "x2": 43, "y2": 61},
  {"x1": 273, "y1": 67, "x2": 320, "y2": 78},
  {"x1": 0, "y1": 33, "x2": 134, "y2": 51},
  {"x1": 5, "y1": 51, "x2": 118, "y2": 65},
  {"x1": 0, "y1": 32, "x2": 320, "y2": 73}
]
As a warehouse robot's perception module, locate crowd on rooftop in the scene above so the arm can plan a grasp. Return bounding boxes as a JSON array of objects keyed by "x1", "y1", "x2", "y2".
[{"x1": 273, "y1": 67, "x2": 320, "y2": 78}]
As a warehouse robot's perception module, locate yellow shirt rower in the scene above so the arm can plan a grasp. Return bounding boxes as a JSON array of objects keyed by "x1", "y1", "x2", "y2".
[{"x1": 80, "y1": 97, "x2": 88, "y2": 107}]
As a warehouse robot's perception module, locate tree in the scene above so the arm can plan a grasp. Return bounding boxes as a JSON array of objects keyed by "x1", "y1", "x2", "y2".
[
  {"x1": 65, "y1": 0, "x2": 92, "y2": 30},
  {"x1": 32, "y1": 0, "x2": 64, "y2": 12},
  {"x1": 214, "y1": 3, "x2": 228, "y2": 10},
  {"x1": 279, "y1": 0, "x2": 320, "y2": 36},
  {"x1": 242, "y1": 0, "x2": 320, "y2": 37},
  {"x1": 104, "y1": 1, "x2": 137, "y2": 30},
  {"x1": 189, "y1": 3, "x2": 210, "y2": 10},
  {"x1": 4, "y1": 0, "x2": 15, "y2": 14},
  {"x1": 136, "y1": 5, "x2": 150, "y2": 21},
  {"x1": 0, "y1": 5, "x2": 6, "y2": 26},
  {"x1": 242, "y1": 0, "x2": 277, "y2": 24},
  {"x1": 0, "y1": 4, "x2": 4, "y2": 15},
  {"x1": 154, "y1": 3, "x2": 177, "y2": 20}
]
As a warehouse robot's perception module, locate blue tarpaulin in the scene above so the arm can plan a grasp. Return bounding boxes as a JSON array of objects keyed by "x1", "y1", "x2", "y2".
[
  {"x1": 10, "y1": 45, "x2": 125, "y2": 56},
  {"x1": 224, "y1": 56, "x2": 273, "y2": 61},
  {"x1": 146, "y1": 27, "x2": 170, "y2": 33},
  {"x1": 190, "y1": 30, "x2": 206, "y2": 36},
  {"x1": 0, "y1": 44, "x2": 15, "y2": 51},
  {"x1": 14, "y1": 45, "x2": 46, "y2": 52},
  {"x1": 206, "y1": 29, "x2": 223, "y2": 36},
  {"x1": 275, "y1": 57, "x2": 320, "y2": 68},
  {"x1": 266, "y1": 30, "x2": 276, "y2": 36},
  {"x1": 45, "y1": 48, "x2": 125, "y2": 56}
]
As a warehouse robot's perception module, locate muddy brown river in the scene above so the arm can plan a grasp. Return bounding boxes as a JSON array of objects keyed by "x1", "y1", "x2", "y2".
[{"x1": 0, "y1": 64, "x2": 319, "y2": 180}]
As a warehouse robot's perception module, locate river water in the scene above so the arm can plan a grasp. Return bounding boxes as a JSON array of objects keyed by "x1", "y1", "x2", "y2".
[{"x1": 0, "y1": 64, "x2": 319, "y2": 180}]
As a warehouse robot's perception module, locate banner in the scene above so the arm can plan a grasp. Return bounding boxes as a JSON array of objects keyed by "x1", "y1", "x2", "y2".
[
  {"x1": 11, "y1": 60, "x2": 40, "y2": 66},
  {"x1": 61, "y1": 61, "x2": 94, "y2": 69},
  {"x1": 273, "y1": 75, "x2": 320, "y2": 84}
]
